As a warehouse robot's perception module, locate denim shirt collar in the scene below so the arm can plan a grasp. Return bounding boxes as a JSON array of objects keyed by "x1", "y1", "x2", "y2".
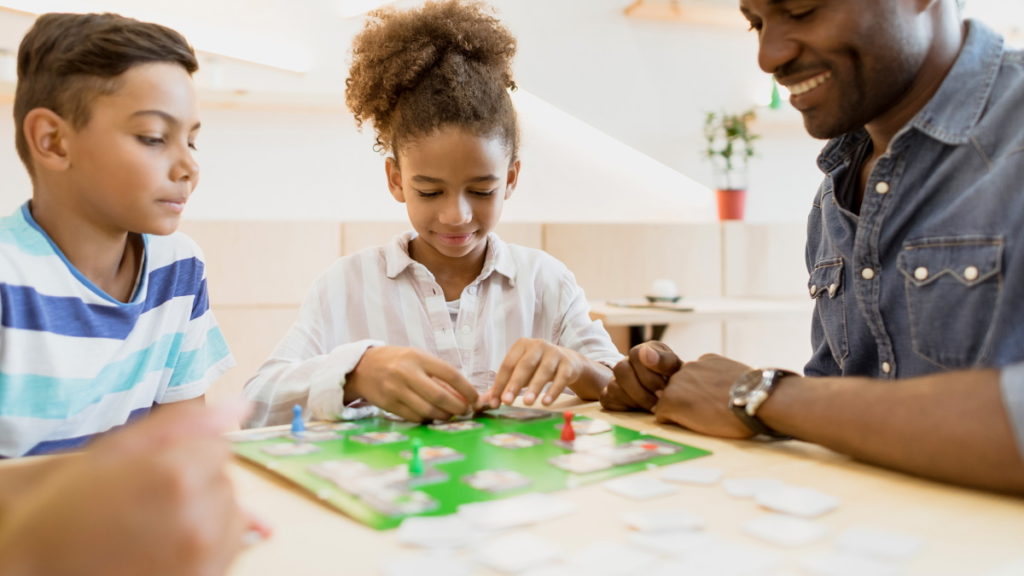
[{"x1": 817, "y1": 19, "x2": 1005, "y2": 173}]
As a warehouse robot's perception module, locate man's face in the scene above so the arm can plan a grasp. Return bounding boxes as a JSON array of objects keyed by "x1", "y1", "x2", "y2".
[{"x1": 739, "y1": 0, "x2": 929, "y2": 139}]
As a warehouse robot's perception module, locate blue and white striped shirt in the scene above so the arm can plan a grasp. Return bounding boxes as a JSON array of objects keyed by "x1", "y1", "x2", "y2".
[{"x1": 0, "y1": 204, "x2": 234, "y2": 457}]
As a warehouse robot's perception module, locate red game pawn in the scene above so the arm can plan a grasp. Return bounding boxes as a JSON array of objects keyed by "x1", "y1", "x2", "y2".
[{"x1": 561, "y1": 410, "x2": 576, "y2": 443}]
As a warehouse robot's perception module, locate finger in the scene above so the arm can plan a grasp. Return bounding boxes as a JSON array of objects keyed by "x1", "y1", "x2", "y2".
[
  {"x1": 491, "y1": 343, "x2": 526, "y2": 405},
  {"x1": 522, "y1": 353, "x2": 560, "y2": 405},
  {"x1": 402, "y1": 382, "x2": 456, "y2": 421},
  {"x1": 421, "y1": 357, "x2": 478, "y2": 409},
  {"x1": 636, "y1": 341, "x2": 683, "y2": 376},
  {"x1": 600, "y1": 381, "x2": 633, "y2": 411},
  {"x1": 541, "y1": 361, "x2": 573, "y2": 405},
  {"x1": 611, "y1": 357, "x2": 658, "y2": 411},
  {"x1": 502, "y1": 348, "x2": 543, "y2": 405}
]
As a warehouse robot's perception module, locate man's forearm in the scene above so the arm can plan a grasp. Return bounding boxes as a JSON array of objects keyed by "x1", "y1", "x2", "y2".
[{"x1": 759, "y1": 370, "x2": 1024, "y2": 494}]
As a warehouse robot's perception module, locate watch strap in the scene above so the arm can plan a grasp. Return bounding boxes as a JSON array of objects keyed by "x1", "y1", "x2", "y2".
[{"x1": 730, "y1": 369, "x2": 794, "y2": 439}]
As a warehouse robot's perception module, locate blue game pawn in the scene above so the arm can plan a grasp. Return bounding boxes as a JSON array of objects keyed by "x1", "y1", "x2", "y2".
[{"x1": 291, "y1": 404, "x2": 305, "y2": 435}]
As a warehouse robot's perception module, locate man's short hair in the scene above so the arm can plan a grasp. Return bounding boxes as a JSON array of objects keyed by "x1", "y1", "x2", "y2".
[{"x1": 13, "y1": 13, "x2": 198, "y2": 174}]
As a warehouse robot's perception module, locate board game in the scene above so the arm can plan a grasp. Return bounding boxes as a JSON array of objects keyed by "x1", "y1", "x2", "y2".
[{"x1": 229, "y1": 406, "x2": 711, "y2": 530}]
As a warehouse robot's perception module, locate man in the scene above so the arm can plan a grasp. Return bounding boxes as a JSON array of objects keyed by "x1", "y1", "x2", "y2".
[{"x1": 602, "y1": 0, "x2": 1024, "y2": 495}]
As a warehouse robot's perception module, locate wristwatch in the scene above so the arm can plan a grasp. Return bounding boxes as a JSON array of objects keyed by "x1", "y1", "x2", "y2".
[{"x1": 729, "y1": 368, "x2": 796, "y2": 439}]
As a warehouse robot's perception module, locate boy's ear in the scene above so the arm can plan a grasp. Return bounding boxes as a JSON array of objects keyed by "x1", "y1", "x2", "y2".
[
  {"x1": 385, "y1": 157, "x2": 406, "y2": 203},
  {"x1": 23, "y1": 108, "x2": 71, "y2": 172},
  {"x1": 504, "y1": 159, "x2": 521, "y2": 200}
]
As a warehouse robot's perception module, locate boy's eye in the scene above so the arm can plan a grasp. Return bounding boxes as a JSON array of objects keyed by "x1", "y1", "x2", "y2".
[{"x1": 137, "y1": 135, "x2": 165, "y2": 146}]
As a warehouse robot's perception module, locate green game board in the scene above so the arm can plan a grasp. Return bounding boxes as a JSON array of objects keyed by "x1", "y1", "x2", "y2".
[{"x1": 230, "y1": 407, "x2": 711, "y2": 530}]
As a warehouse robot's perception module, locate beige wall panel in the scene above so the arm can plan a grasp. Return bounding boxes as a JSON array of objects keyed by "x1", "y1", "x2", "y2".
[
  {"x1": 180, "y1": 221, "x2": 342, "y2": 306},
  {"x1": 543, "y1": 223, "x2": 722, "y2": 301},
  {"x1": 206, "y1": 306, "x2": 300, "y2": 414},
  {"x1": 342, "y1": 222, "x2": 542, "y2": 256},
  {"x1": 723, "y1": 317, "x2": 814, "y2": 373},
  {"x1": 723, "y1": 221, "x2": 808, "y2": 298}
]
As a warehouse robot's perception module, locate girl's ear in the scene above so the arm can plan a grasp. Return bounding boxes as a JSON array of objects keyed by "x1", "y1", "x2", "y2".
[
  {"x1": 24, "y1": 108, "x2": 71, "y2": 173},
  {"x1": 503, "y1": 159, "x2": 521, "y2": 200},
  {"x1": 385, "y1": 156, "x2": 405, "y2": 203}
]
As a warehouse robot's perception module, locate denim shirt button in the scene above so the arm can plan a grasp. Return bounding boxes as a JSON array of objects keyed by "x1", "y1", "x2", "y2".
[
  {"x1": 914, "y1": 266, "x2": 929, "y2": 281},
  {"x1": 882, "y1": 361, "x2": 892, "y2": 374},
  {"x1": 861, "y1": 267, "x2": 876, "y2": 280},
  {"x1": 964, "y1": 266, "x2": 979, "y2": 281},
  {"x1": 875, "y1": 181, "x2": 891, "y2": 194},
  {"x1": 828, "y1": 283, "x2": 838, "y2": 297},
  {"x1": 809, "y1": 284, "x2": 818, "y2": 296}
]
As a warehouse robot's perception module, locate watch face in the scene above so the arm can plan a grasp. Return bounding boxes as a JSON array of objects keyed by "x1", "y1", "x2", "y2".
[{"x1": 730, "y1": 370, "x2": 764, "y2": 403}]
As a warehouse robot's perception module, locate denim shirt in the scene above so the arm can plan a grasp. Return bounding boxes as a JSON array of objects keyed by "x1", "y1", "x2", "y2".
[{"x1": 804, "y1": 20, "x2": 1024, "y2": 380}]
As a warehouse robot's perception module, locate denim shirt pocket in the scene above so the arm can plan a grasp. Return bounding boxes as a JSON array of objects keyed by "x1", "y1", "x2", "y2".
[
  {"x1": 808, "y1": 257, "x2": 849, "y2": 368},
  {"x1": 897, "y1": 236, "x2": 1003, "y2": 369}
]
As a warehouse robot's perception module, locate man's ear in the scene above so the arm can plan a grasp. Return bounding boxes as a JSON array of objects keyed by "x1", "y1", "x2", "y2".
[
  {"x1": 23, "y1": 108, "x2": 71, "y2": 172},
  {"x1": 385, "y1": 156, "x2": 405, "y2": 203},
  {"x1": 504, "y1": 159, "x2": 521, "y2": 200}
]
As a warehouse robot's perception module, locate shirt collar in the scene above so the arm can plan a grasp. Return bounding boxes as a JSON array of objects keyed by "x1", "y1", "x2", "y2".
[
  {"x1": 384, "y1": 231, "x2": 518, "y2": 287},
  {"x1": 908, "y1": 19, "x2": 1004, "y2": 145},
  {"x1": 817, "y1": 19, "x2": 1005, "y2": 172}
]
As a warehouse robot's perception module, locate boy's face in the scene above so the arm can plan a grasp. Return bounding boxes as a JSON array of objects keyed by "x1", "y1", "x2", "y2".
[
  {"x1": 387, "y1": 127, "x2": 519, "y2": 268},
  {"x1": 63, "y1": 62, "x2": 200, "y2": 236},
  {"x1": 739, "y1": 0, "x2": 929, "y2": 139}
]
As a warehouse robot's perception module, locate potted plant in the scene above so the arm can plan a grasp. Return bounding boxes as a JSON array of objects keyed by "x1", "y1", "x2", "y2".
[{"x1": 703, "y1": 108, "x2": 758, "y2": 220}]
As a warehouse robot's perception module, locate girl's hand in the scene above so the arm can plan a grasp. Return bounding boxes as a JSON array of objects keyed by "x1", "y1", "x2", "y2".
[
  {"x1": 486, "y1": 338, "x2": 586, "y2": 407},
  {"x1": 346, "y1": 346, "x2": 478, "y2": 422}
]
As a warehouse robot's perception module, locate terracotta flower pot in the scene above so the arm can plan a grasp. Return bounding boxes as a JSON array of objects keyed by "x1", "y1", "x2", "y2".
[{"x1": 716, "y1": 188, "x2": 746, "y2": 220}]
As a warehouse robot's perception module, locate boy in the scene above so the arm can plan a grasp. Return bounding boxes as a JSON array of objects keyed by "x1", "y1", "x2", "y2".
[{"x1": 0, "y1": 12, "x2": 233, "y2": 457}]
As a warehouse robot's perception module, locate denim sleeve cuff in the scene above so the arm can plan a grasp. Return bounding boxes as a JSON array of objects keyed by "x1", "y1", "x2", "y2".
[{"x1": 1000, "y1": 362, "x2": 1024, "y2": 459}]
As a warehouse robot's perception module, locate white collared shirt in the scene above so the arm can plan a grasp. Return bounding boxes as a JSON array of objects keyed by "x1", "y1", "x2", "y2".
[{"x1": 243, "y1": 232, "x2": 621, "y2": 427}]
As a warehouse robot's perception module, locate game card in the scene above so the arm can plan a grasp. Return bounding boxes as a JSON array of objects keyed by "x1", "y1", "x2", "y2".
[
  {"x1": 590, "y1": 439, "x2": 681, "y2": 465},
  {"x1": 549, "y1": 452, "x2": 613, "y2": 474},
  {"x1": 400, "y1": 445, "x2": 464, "y2": 464},
  {"x1": 261, "y1": 442, "x2": 321, "y2": 456},
  {"x1": 559, "y1": 418, "x2": 613, "y2": 435},
  {"x1": 483, "y1": 432, "x2": 543, "y2": 449},
  {"x1": 224, "y1": 429, "x2": 288, "y2": 442},
  {"x1": 351, "y1": 431, "x2": 409, "y2": 445},
  {"x1": 464, "y1": 469, "x2": 532, "y2": 493},
  {"x1": 306, "y1": 421, "x2": 360, "y2": 432},
  {"x1": 427, "y1": 420, "x2": 483, "y2": 432},
  {"x1": 293, "y1": 430, "x2": 343, "y2": 442},
  {"x1": 363, "y1": 487, "x2": 439, "y2": 516},
  {"x1": 484, "y1": 406, "x2": 556, "y2": 421}
]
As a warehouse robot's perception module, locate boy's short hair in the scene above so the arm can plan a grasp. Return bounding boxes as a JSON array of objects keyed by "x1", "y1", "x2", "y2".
[{"x1": 13, "y1": 12, "x2": 199, "y2": 175}]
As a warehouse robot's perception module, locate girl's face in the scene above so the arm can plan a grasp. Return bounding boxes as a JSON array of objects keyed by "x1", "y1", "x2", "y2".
[{"x1": 387, "y1": 126, "x2": 519, "y2": 273}]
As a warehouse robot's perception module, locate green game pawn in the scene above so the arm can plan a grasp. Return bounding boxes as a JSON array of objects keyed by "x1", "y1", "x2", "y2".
[{"x1": 409, "y1": 438, "x2": 424, "y2": 477}]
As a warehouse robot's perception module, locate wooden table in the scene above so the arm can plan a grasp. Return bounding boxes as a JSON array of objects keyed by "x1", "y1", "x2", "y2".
[{"x1": 227, "y1": 398, "x2": 1024, "y2": 575}]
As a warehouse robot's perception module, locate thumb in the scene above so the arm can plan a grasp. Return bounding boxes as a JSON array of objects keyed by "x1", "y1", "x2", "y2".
[{"x1": 636, "y1": 342, "x2": 683, "y2": 375}]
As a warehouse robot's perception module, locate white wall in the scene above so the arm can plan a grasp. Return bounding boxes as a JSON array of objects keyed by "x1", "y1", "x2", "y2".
[{"x1": 1, "y1": 1, "x2": 1020, "y2": 223}]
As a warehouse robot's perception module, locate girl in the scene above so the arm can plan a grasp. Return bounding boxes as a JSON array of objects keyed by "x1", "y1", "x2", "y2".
[{"x1": 243, "y1": 0, "x2": 621, "y2": 426}]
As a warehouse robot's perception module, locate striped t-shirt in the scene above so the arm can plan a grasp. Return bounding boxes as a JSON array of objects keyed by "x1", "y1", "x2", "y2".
[
  {"x1": 243, "y1": 231, "x2": 623, "y2": 427},
  {"x1": 0, "y1": 204, "x2": 234, "y2": 457}
]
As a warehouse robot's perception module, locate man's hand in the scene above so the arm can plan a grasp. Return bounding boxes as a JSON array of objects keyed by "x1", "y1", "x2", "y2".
[
  {"x1": 600, "y1": 341, "x2": 682, "y2": 412},
  {"x1": 346, "y1": 346, "x2": 478, "y2": 422},
  {"x1": 651, "y1": 353, "x2": 754, "y2": 438}
]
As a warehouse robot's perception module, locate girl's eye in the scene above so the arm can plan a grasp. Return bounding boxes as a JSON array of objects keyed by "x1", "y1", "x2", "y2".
[
  {"x1": 137, "y1": 136, "x2": 165, "y2": 146},
  {"x1": 416, "y1": 190, "x2": 442, "y2": 198},
  {"x1": 790, "y1": 9, "x2": 814, "y2": 20},
  {"x1": 470, "y1": 190, "x2": 496, "y2": 197},
  {"x1": 188, "y1": 141, "x2": 199, "y2": 151},
  {"x1": 746, "y1": 20, "x2": 762, "y2": 32}
]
